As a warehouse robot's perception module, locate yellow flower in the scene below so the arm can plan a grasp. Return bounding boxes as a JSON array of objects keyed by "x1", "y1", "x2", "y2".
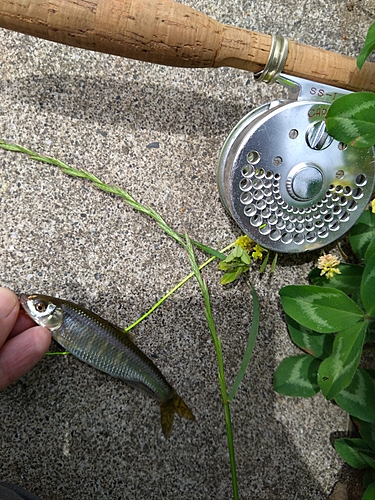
[
  {"x1": 317, "y1": 254, "x2": 341, "y2": 279},
  {"x1": 252, "y1": 244, "x2": 264, "y2": 260},
  {"x1": 235, "y1": 235, "x2": 255, "y2": 253},
  {"x1": 371, "y1": 198, "x2": 375, "y2": 214}
]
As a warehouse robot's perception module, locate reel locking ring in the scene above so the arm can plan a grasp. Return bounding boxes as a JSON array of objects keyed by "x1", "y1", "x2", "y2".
[{"x1": 254, "y1": 35, "x2": 289, "y2": 85}]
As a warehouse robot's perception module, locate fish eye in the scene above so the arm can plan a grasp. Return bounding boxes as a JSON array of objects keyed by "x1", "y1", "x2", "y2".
[{"x1": 35, "y1": 301, "x2": 47, "y2": 313}]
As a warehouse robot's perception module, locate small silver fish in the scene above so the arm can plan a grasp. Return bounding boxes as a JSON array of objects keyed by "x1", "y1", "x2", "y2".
[{"x1": 20, "y1": 293, "x2": 195, "y2": 438}]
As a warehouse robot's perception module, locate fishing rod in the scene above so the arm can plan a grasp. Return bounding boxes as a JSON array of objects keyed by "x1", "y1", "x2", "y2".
[
  {"x1": 0, "y1": 0, "x2": 374, "y2": 91},
  {"x1": 1, "y1": 0, "x2": 374, "y2": 252}
]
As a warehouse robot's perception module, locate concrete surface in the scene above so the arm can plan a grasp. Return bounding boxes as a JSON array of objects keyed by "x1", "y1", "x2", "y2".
[{"x1": 0, "y1": 0, "x2": 374, "y2": 499}]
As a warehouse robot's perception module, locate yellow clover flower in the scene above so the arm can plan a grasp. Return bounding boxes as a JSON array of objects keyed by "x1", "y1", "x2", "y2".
[
  {"x1": 317, "y1": 254, "x2": 341, "y2": 279},
  {"x1": 252, "y1": 244, "x2": 264, "y2": 260},
  {"x1": 235, "y1": 235, "x2": 255, "y2": 253},
  {"x1": 371, "y1": 198, "x2": 375, "y2": 214}
]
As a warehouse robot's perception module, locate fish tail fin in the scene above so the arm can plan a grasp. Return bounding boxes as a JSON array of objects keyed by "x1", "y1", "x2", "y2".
[{"x1": 160, "y1": 390, "x2": 195, "y2": 439}]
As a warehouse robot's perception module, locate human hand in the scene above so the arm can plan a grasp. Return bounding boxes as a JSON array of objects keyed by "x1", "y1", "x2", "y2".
[{"x1": 0, "y1": 287, "x2": 51, "y2": 390}]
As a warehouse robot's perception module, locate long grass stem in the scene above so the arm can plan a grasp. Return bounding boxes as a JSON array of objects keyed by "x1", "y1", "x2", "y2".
[
  {"x1": 0, "y1": 138, "x2": 261, "y2": 500},
  {"x1": 184, "y1": 233, "x2": 238, "y2": 500},
  {"x1": 125, "y1": 243, "x2": 233, "y2": 332}
]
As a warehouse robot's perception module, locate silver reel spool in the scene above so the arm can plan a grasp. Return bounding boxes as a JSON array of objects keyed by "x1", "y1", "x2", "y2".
[{"x1": 218, "y1": 73, "x2": 375, "y2": 253}]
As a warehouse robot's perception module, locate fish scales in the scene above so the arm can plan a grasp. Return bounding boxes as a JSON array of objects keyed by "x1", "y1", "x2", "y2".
[
  {"x1": 56, "y1": 302, "x2": 171, "y2": 401},
  {"x1": 20, "y1": 293, "x2": 195, "y2": 438}
]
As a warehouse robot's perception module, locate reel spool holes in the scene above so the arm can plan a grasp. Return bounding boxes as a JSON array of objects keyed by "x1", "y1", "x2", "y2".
[{"x1": 218, "y1": 76, "x2": 375, "y2": 253}]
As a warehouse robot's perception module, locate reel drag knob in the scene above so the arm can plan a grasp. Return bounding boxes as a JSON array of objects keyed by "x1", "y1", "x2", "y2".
[{"x1": 286, "y1": 163, "x2": 323, "y2": 201}]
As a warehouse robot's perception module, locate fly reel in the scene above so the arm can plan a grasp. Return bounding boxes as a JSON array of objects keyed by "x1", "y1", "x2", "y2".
[{"x1": 218, "y1": 74, "x2": 375, "y2": 253}]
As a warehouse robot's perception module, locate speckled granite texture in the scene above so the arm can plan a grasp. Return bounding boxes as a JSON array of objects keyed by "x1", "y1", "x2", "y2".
[{"x1": 0, "y1": 1, "x2": 374, "y2": 499}]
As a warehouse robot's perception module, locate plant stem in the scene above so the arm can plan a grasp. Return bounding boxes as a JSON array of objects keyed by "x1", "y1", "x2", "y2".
[
  {"x1": 45, "y1": 351, "x2": 70, "y2": 356},
  {"x1": 124, "y1": 256, "x2": 216, "y2": 332},
  {"x1": 184, "y1": 233, "x2": 238, "y2": 500},
  {"x1": 0, "y1": 138, "x2": 249, "y2": 500},
  {"x1": 228, "y1": 282, "x2": 259, "y2": 402},
  {"x1": 125, "y1": 243, "x2": 233, "y2": 332},
  {"x1": 223, "y1": 401, "x2": 238, "y2": 499}
]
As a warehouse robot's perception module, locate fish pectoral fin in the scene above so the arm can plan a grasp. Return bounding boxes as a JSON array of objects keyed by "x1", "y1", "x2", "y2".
[
  {"x1": 160, "y1": 390, "x2": 195, "y2": 439},
  {"x1": 116, "y1": 326, "x2": 136, "y2": 344}
]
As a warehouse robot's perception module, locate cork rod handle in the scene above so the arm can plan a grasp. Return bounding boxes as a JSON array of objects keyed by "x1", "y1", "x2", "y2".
[{"x1": 0, "y1": 0, "x2": 374, "y2": 92}]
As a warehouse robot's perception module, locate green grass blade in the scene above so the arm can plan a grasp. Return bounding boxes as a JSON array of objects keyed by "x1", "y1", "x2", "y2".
[
  {"x1": 180, "y1": 237, "x2": 230, "y2": 261},
  {"x1": 45, "y1": 351, "x2": 70, "y2": 356},
  {"x1": 270, "y1": 252, "x2": 278, "y2": 273},
  {"x1": 259, "y1": 251, "x2": 269, "y2": 273},
  {"x1": 228, "y1": 283, "x2": 259, "y2": 401},
  {"x1": 184, "y1": 233, "x2": 238, "y2": 500},
  {"x1": 125, "y1": 254, "x2": 217, "y2": 331},
  {"x1": 1, "y1": 137, "x2": 242, "y2": 498}
]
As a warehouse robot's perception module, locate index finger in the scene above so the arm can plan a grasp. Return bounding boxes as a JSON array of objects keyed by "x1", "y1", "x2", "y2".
[
  {"x1": 0, "y1": 288, "x2": 19, "y2": 347},
  {"x1": 10, "y1": 310, "x2": 39, "y2": 338}
]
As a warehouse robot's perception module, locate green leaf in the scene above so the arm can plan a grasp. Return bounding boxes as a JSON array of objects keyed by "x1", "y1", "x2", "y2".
[
  {"x1": 325, "y1": 93, "x2": 375, "y2": 148},
  {"x1": 220, "y1": 266, "x2": 247, "y2": 284},
  {"x1": 218, "y1": 260, "x2": 248, "y2": 272},
  {"x1": 259, "y1": 251, "x2": 269, "y2": 273},
  {"x1": 270, "y1": 252, "x2": 278, "y2": 273},
  {"x1": 186, "y1": 238, "x2": 227, "y2": 261},
  {"x1": 361, "y1": 253, "x2": 375, "y2": 316},
  {"x1": 286, "y1": 315, "x2": 334, "y2": 359},
  {"x1": 364, "y1": 468, "x2": 375, "y2": 489},
  {"x1": 273, "y1": 354, "x2": 321, "y2": 397},
  {"x1": 218, "y1": 261, "x2": 231, "y2": 271},
  {"x1": 363, "y1": 481, "x2": 375, "y2": 500},
  {"x1": 279, "y1": 285, "x2": 365, "y2": 333},
  {"x1": 350, "y1": 210, "x2": 375, "y2": 260},
  {"x1": 334, "y1": 438, "x2": 375, "y2": 469},
  {"x1": 317, "y1": 321, "x2": 368, "y2": 399},
  {"x1": 357, "y1": 21, "x2": 375, "y2": 69},
  {"x1": 224, "y1": 251, "x2": 236, "y2": 263},
  {"x1": 335, "y1": 367, "x2": 375, "y2": 422},
  {"x1": 309, "y1": 264, "x2": 364, "y2": 296},
  {"x1": 365, "y1": 237, "x2": 375, "y2": 263},
  {"x1": 241, "y1": 250, "x2": 251, "y2": 265},
  {"x1": 233, "y1": 245, "x2": 243, "y2": 258},
  {"x1": 366, "y1": 320, "x2": 375, "y2": 342},
  {"x1": 352, "y1": 418, "x2": 375, "y2": 453}
]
